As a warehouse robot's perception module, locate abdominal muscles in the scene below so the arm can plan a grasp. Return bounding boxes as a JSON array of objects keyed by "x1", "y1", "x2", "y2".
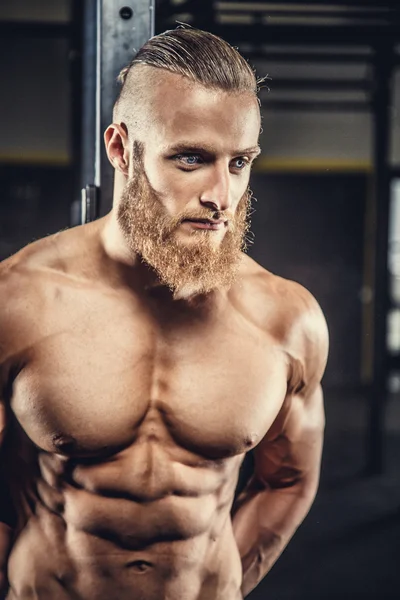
[{"x1": 6, "y1": 440, "x2": 243, "y2": 600}]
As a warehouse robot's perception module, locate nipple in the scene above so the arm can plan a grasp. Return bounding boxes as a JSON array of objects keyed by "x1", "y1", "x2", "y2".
[
  {"x1": 244, "y1": 432, "x2": 259, "y2": 448},
  {"x1": 127, "y1": 560, "x2": 153, "y2": 574},
  {"x1": 51, "y1": 433, "x2": 77, "y2": 454}
]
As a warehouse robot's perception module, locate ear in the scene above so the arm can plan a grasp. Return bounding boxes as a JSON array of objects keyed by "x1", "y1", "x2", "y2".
[{"x1": 104, "y1": 123, "x2": 130, "y2": 176}]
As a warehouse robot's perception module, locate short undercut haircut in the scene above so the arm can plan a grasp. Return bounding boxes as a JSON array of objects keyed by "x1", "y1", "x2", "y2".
[{"x1": 113, "y1": 26, "x2": 259, "y2": 126}]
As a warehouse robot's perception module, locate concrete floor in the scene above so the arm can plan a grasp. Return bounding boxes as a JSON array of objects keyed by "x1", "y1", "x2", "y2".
[{"x1": 247, "y1": 389, "x2": 400, "y2": 600}]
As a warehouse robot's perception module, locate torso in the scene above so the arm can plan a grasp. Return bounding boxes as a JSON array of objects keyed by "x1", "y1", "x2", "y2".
[{"x1": 0, "y1": 217, "x2": 297, "y2": 600}]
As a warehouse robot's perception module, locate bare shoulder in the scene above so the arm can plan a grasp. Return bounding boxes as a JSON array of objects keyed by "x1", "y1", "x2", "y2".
[
  {"x1": 234, "y1": 254, "x2": 329, "y2": 384},
  {"x1": 0, "y1": 235, "x2": 57, "y2": 363},
  {"x1": 0, "y1": 222, "x2": 97, "y2": 358},
  {"x1": 0, "y1": 229, "x2": 66, "y2": 302},
  {"x1": 0, "y1": 217, "x2": 101, "y2": 289},
  {"x1": 235, "y1": 254, "x2": 327, "y2": 331}
]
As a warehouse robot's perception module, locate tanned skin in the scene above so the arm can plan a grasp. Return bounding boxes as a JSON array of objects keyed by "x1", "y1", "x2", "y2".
[{"x1": 0, "y1": 70, "x2": 328, "y2": 599}]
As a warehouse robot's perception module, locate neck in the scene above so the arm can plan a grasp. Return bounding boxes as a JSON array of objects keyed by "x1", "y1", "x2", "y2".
[
  {"x1": 101, "y1": 172, "x2": 141, "y2": 269},
  {"x1": 100, "y1": 212, "x2": 156, "y2": 283},
  {"x1": 101, "y1": 212, "x2": 213, "y2": 301}
]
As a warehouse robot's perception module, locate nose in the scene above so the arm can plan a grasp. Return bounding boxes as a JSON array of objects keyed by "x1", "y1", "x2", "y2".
[{"x1": 199, "y1": 163, "x2": 232, "y2": 213}]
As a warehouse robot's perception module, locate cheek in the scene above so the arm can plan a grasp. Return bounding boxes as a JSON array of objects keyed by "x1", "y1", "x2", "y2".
[
  {"x1": 145, "y1": 157, "x2": 181, "y2": 195},
  {"x1": 147, "y1": 159, "x2": 200, "y2": 204},
  {"x1": 159, "y1": 176, "x2": 192, "y2": 210},
  {"x1": 233, "y1": 174, "x2": 250, "y2": 199}
]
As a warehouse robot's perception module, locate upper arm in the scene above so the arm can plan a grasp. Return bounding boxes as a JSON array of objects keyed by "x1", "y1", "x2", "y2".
[
  {"x1": 0, "y1": 254, "x2": 34, "y2": 446},
  {"x1": 253, "y1": 286, "x2": 329, "y2": 493},
  {"x1": 0, "y1": 262, "x2": 15, "y2": 447},
  {"x1": 0, "y1": 378, "x2": 12, "y2": 585},
  {"x1": 0, "y1": 290, "x2": 6, "y2": 448},
  {"x1": 0, "y1": 264, "x2": 18, "y2": 534},
  {"x1": 253, "y1": 385, "x2": 325, "y2": 494}
]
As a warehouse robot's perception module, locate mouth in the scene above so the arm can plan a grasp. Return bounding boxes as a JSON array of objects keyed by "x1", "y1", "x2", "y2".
[{"x1": 182, "y1": 218, "x2": 227, "y2": 231}]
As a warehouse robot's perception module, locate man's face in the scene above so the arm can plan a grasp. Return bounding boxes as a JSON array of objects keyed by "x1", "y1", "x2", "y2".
[{"x1": 117, "y1": 72, "x2": 261, "y2": 295}]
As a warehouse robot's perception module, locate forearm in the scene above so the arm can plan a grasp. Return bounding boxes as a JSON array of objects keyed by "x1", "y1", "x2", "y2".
[
  {"x1": 0, "y1": 522, "x2": 12, "y2": 598},
  {"x1": 0, "y1": 472, "x2": 15, "y2": 598},
  {"x1": 232, "y1": 478, "x2": 318, "y2": 597}
]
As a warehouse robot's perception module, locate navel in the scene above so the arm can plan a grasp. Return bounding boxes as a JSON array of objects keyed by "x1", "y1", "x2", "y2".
[{"x1": 126, "y1": 560, "x2": 153, "y2": 574}]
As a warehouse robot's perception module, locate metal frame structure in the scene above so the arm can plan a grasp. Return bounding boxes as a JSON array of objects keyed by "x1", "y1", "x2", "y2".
[
  {"x1": 154, "y1": 0, "x2": 400, "y2": 474},
  {"x1": 81, "y1": 0, "x2": 155, "y2": 222},
  {"x1": 156, "y1": 0, "x2": 400, "y2": 44}
]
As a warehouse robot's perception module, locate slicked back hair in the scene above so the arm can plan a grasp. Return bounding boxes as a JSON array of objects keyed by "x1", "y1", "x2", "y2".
[{"x1": 113, "y1": 27, "x2": 259, "y2": 122}]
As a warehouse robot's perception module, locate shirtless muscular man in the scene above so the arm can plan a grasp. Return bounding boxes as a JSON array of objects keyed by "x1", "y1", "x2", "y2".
[{"x1": 0, "y1": 27, "x2": 328, "y2": 600}]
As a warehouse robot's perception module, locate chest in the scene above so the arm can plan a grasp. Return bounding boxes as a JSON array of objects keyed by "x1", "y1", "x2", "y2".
[{"x1": 9, "y1": 290, "x2": 289, "y2": 459}]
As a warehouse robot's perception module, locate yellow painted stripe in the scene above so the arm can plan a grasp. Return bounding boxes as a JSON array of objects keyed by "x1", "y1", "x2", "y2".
[
  {"x1": 254, "y1": 157, "x2": 373, "y2": 173},
  {"x1": 0, "y1": 152, "x2": 71, "y2": 166},
  {"x1": 0, "y1": 154, "x2": 372, "y2": 172}
]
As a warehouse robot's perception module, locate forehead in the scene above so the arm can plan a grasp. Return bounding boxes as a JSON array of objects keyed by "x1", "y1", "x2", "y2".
[{"x1": 144, "y1": 71, "x2": 261, "y2": 152}]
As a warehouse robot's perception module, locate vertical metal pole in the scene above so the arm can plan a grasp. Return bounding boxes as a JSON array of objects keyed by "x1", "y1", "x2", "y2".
[
  {"x1": 366, "y1": 43, "x2": 394, "y2": 475},
  {"x1": 81, "y1": 0, "x2": 100, "y2": 223},
  {"x1": 99, "y1": 0, "x2": 155, "y2": 217},
  {"x1": 81, "y1": 0, "x2": 155, "y2": 223},
  {"x1": 69, "y1": 0, "x2": 84, "y2": 226}
]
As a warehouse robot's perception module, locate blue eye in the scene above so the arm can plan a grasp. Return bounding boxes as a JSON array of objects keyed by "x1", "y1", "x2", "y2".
[
  {"x1": 176, "y1": 154, "x2": 201, "y2": 166},
  {"x1": 185, "y1": 156, "x2": 198, "y2": 165},
  {"x1": 233, "y1": 158, "x2": 248, "y2": 170}
]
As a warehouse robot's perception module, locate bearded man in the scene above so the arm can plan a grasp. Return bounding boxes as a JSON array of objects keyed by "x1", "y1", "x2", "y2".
[{"x1": 0, "y1": 27, "x2": 328, "y2": 600}]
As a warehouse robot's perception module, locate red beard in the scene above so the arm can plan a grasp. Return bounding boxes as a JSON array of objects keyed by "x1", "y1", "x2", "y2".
[{"x1": 117, "y1": 143, "x2": 253, "y2": 295}]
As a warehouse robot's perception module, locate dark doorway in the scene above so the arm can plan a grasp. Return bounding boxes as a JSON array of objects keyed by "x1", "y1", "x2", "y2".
[{"x1": 249, "y1": 172, "x2": 368, "y2": 388}]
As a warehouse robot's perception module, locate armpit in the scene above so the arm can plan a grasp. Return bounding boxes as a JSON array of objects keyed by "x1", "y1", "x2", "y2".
[{"x1": 286, "y1": 353, "x2": 305, "y2": 396}]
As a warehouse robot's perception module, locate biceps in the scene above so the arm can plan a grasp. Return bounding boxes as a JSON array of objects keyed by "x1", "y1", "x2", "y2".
[{"x1": 253, "y1": 386, "x2": 325, "y2": 489}]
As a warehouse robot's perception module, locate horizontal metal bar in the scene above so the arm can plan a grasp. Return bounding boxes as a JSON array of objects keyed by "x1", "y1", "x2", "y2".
[
  {"x1": 0, "y1": 21, "x2": 72, "y2": 38},
  {"x1": 247, "y1": 50, "x2": 400, "y2": 65},
  {"x1": 215, "y1": 0, "x2": 398, "y2": 8},
  {"x1": 210, "y1": 23, "x2": 400, "y2": 45},
  {"x1": 265, "y1": 77, "x2": 370, "y2": 91},
  {"x1": 218, "y1": 9, "x2": 396, "y2": 22},
  {"x1": 263, "y1": 99, "x2": 371, "y2": 111},
  {"x1": 218, "y1": 16, "x2": 397, "y2": 29},
  {"x1": 244, "y1": 50, "x2": 373, "y2": 63},
  {"x1": 217, "y1": 1, "x2": 392, "y2": 11}
]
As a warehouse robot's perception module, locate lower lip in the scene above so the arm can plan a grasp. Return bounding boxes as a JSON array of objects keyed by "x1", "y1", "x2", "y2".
[{"x1": 183, "y1": 220, "x2": 225, "y2": 231}]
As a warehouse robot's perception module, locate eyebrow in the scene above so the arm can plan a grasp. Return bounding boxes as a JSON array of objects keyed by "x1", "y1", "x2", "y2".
[{"x1": 166, "y1": 143, "x2": 261, "y2": 158}]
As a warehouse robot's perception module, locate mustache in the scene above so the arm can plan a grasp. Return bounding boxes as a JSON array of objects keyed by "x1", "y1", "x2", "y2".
[{"x1": 177, "y1": 210, "x2": 233, "y2": 223}]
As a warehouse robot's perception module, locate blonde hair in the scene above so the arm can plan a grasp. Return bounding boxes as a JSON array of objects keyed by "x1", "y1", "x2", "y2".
[{"x1": 113, "y1": 26, "x2": 260, "y2": 122}]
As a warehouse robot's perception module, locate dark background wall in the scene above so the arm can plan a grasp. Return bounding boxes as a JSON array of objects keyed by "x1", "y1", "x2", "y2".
[
  {"x1": 0, "y1": 2, "x2": 400, "y2": 600},
  {"x1": 249, "y1": 173, "x2": 367, "y2": 388},
  {"x1": 0, "y1": 166, "x2": 72, "y2": 259}
]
